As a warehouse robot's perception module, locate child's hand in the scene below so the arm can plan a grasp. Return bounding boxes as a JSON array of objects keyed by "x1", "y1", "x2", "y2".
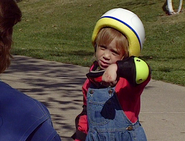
[{"x1": 102, "y1": 64, "x2": 118, "y2": 86}]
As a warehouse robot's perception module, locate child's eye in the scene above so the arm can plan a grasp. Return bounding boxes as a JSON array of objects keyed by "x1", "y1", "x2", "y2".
[
  {"x1": 99, "y1": 45, "x2": 107, "y2": 50},
  {"x1": 112, "y1": 50, "x2": 120, "y2": 56}
]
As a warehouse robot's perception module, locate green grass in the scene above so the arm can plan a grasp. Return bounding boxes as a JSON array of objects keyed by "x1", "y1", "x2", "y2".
[{"x1": 13, "y1": 0, "x2": 185, "y2": 86}]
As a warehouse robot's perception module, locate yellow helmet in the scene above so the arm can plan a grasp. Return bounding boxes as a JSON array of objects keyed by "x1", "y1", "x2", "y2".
[{"x1": 92, "y1": 8, "x2": 145, "y2": 57}]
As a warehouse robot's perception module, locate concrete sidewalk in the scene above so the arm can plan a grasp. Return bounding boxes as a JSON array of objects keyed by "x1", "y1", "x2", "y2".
[{"x1": 1, "y1": 55, "x2": 185, "y2": 141}]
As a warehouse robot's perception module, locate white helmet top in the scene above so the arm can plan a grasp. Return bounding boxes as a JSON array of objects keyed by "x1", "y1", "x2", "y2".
[{"x1": 92, "y1": 8, "x2": 145, "y2": 57}]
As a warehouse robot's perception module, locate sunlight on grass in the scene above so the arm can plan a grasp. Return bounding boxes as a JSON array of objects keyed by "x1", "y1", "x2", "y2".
[{"x1": 13, "y1": 0, "x2": 185, "y2": 86}]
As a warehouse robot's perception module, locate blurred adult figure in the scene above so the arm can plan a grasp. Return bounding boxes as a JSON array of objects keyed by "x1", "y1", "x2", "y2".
[{"x1": 0, "y1": 0, "x2": 61, "y2": 140}]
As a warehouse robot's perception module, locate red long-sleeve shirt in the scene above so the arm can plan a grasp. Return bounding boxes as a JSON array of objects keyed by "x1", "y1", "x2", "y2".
[
  {"x1": 72, "y1": 57, "x2": 151, "y2": 141},
  {"x1": 82, "y1": 75, "x2": 150, "y2": 123}
]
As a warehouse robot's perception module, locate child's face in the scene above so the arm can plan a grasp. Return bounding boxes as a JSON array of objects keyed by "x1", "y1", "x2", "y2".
[{"x1": 95, "y1": 38, "x2": 124, "y2": 70}]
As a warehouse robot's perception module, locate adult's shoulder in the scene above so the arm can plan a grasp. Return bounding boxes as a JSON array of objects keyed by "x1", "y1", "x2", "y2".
[{"x1": 0, "y1": 81, "x2": 51, "y2": 140}]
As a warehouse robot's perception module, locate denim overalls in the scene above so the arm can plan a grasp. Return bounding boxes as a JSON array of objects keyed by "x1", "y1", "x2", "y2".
[{"x1": 86, "y1": 86, "x2": 147, "y2": 141}]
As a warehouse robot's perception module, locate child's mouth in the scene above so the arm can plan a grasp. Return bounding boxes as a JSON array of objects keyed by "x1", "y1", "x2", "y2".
[{"x1": 99, "y1": 60, "x2": 109, "y2": 69}]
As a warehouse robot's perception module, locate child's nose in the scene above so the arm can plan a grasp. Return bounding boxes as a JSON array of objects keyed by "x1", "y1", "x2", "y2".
[{"x1": 103, "y1": 50, "x2": 111, "y2": 59}]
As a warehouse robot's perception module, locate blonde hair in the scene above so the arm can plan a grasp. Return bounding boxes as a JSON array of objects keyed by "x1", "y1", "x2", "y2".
[{"x1": 95, "y1": 27, "x2": 129, "y2": 58}]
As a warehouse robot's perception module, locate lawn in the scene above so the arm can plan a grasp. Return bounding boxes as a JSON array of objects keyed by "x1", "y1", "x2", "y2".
[{"x1": 14, "y1": 0, "x2": 185, "y2": 86}]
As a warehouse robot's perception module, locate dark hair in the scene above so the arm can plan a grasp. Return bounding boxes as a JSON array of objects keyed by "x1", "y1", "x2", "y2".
[{"x1": 0, "y1": 0, "x2": 22, "y2": 73}]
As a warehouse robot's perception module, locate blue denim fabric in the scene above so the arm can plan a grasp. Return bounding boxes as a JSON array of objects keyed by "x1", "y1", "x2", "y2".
[{"x1": 86, "y1": 86, "x2": 147, "y2": 141}]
